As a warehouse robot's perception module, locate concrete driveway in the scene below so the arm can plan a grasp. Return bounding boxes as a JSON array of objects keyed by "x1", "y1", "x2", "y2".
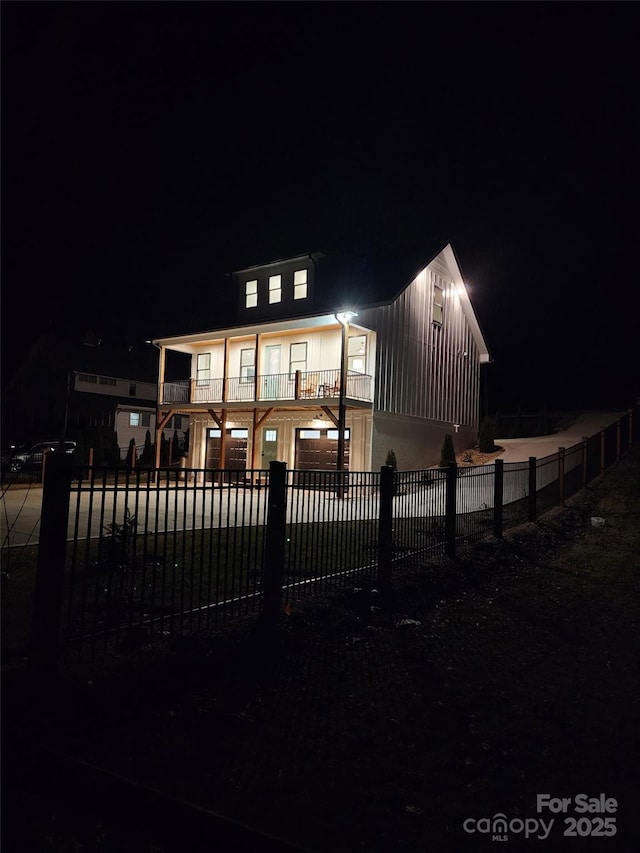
[{"x1": 494, "y1": 410, "x2": 628, "y2": 463}]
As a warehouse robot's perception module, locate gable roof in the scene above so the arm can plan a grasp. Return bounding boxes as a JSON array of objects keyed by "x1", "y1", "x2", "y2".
[{"x1": 155, "y1": 242, "x2": 490, "y2": 362}]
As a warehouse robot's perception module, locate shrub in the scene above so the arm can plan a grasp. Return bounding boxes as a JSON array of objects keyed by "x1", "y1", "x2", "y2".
[
  {"x1": 478, "y1": 416, "x2": 496, "y2": 453},
  {"x1": 440, "y1": 433, "x2": 456, "y2": 467},
  {"x1": 140, "y1": 429, "x2": 153, "y2": 465},
  {"x1": 385, "y1": 448, "x2": 397, "y2": 470},
  {"x1": 171, "y1": 429, "x2": 182, "y2": 463}
]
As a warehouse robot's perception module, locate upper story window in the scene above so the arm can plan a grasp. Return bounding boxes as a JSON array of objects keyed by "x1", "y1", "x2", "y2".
[
  {"x1": 268, "y1": 274, "x2": 282, "y2": 304},
  {"x1": 289, "y1": 341, "x2": 307, "y2": 377},
  {"x1": 240, "y1": 348, "x2": 255, "y2": 382},
  {"x1": 245, "y1": 279, "x2": 258, "y2": 308},
  {"x1": 348, "y1": 335, "x2": 367, "y2": 373},
  {"x1": 433, "y1": 281, "x2": 444, "y2": 325},
  {"x1": 99, "y1": 376, "x2": 117, "y2": 387},
  {"x1": 293, "y1": 269, "x2": 308, "y2": 300},
  {"x1": 197, "y1": 352, "x2": 211, "y2": 384},
  {"x1": 78, "y1": 373, "x2": 97, "y2": 383},
  {"x1": 129, "y1": 383, "x2": 137, "y2": 396}
]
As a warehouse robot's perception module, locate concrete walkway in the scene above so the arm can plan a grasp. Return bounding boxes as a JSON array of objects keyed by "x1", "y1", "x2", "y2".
[{"x1": 494, "y1": 410, "x2": 628, "y2": 463}]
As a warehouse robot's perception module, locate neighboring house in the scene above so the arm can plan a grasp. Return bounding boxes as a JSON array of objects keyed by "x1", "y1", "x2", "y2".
[
  {"x1": 114, "y1": 405, "x2": 187, "y2": 457},
  {"x1": 150, "y1": 243, "x2": 490, "y2": 475},
  {"x1": 1, "y1": 333, "x2": 164, "y2": 455}
]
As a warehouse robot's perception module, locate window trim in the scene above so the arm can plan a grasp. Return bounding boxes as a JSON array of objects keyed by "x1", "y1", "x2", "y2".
[
  {"x1": 293, "y1": 269, "x2": 308, "y2": 300},
  {"x1": 245, "y1": 279, "x2": 258, "y2": 308},
  {"x1": 240, "y1": 347, "x2": 256, "y2": 383},
  {"x1": 197, "y1": 352, "x2": 211, "y2": 384},
  {"x1": 289, "y1": 341, "x2": 308, "y2": 379},
  {"x1": 268, "y1": 274, "x2": 282, "y2": 304},
  {"x1": 433, "y1": 280, "x2": 444, "y2": 325}
]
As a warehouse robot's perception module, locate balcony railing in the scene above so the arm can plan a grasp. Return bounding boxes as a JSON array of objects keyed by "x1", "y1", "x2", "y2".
[{"x1": 161, "y1": 369, "x2": 373, "y2": 405}]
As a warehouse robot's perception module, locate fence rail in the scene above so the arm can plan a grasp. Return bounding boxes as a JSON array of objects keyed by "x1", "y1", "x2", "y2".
[{"x1": 16, "y1": 408, "x2": 637, "y2": 673}]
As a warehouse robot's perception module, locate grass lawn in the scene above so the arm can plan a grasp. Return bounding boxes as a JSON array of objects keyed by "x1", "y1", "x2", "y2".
[{"x1": 3, "y1": 447, "x2": 640, "y2": 851}]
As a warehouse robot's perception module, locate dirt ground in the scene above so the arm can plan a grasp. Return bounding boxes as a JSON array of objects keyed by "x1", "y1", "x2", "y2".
[{"x1": 3, "y1": 447, "x2": 639, "y2": 852}]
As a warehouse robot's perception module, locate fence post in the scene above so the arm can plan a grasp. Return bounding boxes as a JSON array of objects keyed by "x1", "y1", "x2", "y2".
[
  {"x1": 260, "y1": 460, "x2": 287, "y2": 627},
  {"x1": 558, "y1": 447, "x2": 566, "y2": 505},
  {"x1": 600, "y1": 428, "x2": 606, "y2": 475},
  {"x1": 378, "y1": 465, "x2": 394, "y2": 594},
  {"x1": 445, "y1": 462, "x2": 457, "y2": 558},
  {"x1": 29, "y1": 449, "x2": 73, "y2": 677},
  {"x1": 493, "y1": 458, "x2": 504, "y2": 538},
  {"x1": 581, "y1": 437, "x2": 589, "y2": 488},
  {"x1": 528, "y1": 456, "x2": 537, "y2": 522}
]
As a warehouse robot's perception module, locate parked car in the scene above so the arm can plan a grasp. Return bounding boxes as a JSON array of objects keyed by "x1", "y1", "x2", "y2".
[{"x1": 4, "y1": 441, "x2": 76, "y2": 473}]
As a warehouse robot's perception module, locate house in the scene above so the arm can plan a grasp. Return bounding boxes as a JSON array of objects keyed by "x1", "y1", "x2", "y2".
[
  {"x1": 150, "y1": 243, "x2": 490, "y2": 476},
  {"x1": 1, "y1": 332, "x2": 188, "y2": 461},
  {"x1": 114, "y1": 404, "x2": 187, "y2": 459}
]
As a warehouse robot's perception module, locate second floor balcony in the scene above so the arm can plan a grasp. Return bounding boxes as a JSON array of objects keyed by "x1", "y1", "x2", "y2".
[{"x1": 161, "y1": 368, "x2": 373, "y2": 407}]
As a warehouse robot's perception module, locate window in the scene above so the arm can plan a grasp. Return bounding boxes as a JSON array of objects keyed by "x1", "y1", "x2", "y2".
[
  {"x1": 78, "y1": 373, "x2": 97, "y2": 383},
  {"x1": 129, "y1": 383, "x2": 137, "y2": 396},
  {"x1": 327, "y1": 429, "x2": 350, "y2": 440},
  {"x1": 129, "y1": 412, "x2": 151, "y2": 427},
  {"x1": 299, "y1": 429, "x2": 321, "y2": 439},
  {"x1": 230, "y1": 428, "x2": 249, "y2": 438},
  {"x1": 293, "y1": 269, "x2": 308, "y2": 300},
  {"x1": 208, "y1": 428, "x2": 221, "y2": 438},
  {"x1": 245, "y1": 279, "x2": 258, "y2": 308},
  {"x1": 348, "y1": 335, "x2": 367, "y2": 373},
  {"x1": 433, "y1": 280, "x2": 444, "y2": 325},
  {"x1": 265, "y1": 429, "x2": 277, "y2": 442},
  {"x1": 268, "y1": 274, "x2": 282, "y2": 304},
  {"x1": 240, "y1": 348, "x2": 255, "y2": 382},
  {"x1": 197, "y1": 352, "x2": 210, "y2": 384},
  {"x1": 289, "y1": 341, "x2": 307, "y2": 378},
  {"x1": 99, "y1": 376, "x2": 117, "y2": 387},
  {"x1": 171, "y1": 415, "x2": 181, "y2": 429}
]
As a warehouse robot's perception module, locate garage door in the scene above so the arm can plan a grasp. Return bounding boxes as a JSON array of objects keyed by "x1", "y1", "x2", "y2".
[
  {"x1": 205, "y1": 428, "x2": 248, "y2": 481},
  {"x1": 294, "y1": 428, "x2": 350, "y2": 487}
]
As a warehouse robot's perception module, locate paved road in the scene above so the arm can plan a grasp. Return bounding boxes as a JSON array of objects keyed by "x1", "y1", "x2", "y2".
[{"x1": 495, "y1": 410, "x2": 627, "y2": 463}]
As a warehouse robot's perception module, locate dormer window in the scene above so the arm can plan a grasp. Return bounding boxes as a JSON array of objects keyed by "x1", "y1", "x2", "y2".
[
  {"x1": 245, "y1": 279, "x2": 258, "y2": 308},
  {"x1": 293, "y1": 269, "x2": 308, "y2": 300},
  {"x1": 269, "y1": 274, "x2": 282, "y2": 304}
]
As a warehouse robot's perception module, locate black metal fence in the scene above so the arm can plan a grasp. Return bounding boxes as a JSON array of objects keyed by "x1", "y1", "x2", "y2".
[{"x1": 21, "y1": 408, "x2": 637, "y2": 672}]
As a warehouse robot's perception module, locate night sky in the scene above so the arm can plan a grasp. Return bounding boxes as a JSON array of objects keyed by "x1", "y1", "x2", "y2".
[{"x1": 2, "y1": 3, "x2": 637, "y2": 412}]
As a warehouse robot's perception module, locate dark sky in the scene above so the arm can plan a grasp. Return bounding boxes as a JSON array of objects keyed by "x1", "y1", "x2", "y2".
[{"x1": 2, "y1": 3, "x2": 637, "y2": 412}]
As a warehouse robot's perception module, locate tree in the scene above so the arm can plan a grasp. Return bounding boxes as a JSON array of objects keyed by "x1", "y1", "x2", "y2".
[
  {"x1": 140, "y1": 429, "x2": 153, "y2": 465},
  {"x1": 440, "y1": 433, "x2": 456, "y2": 467},
  {"x1": 478, "y1": 416, "x2": 496, "y2": 453},
  {"x1": 160, "y1": 432, "x2": 168, "y2": 465},
  {"x1": 385, "y1": 448, "x2": 397, "y2": 470},
  {"x1": 127, "y1": 438, "x2": 136, "y2": 468},
  {"x1": 182, "y1": 427, "x2": 190, "y2": 455},
  {"x1": 171, "y1": 429, "x2": 181, "y2": 463}
]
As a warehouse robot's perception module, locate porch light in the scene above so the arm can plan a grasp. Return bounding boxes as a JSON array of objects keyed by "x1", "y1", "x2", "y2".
[{"x1": 336, "y1": 310, "x2": 358, "y2": 326}]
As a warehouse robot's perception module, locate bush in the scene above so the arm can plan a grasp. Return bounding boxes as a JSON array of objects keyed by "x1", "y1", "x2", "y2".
[
  {"x1": 440, "y1": 433, "x2": 456, "y2": 467},
  {"x1": 171, "y1": 429, "x2": 182, "y2": 463},
  {"x1": 385, "y1": 448, "x2": 397, "y2": 470},
  {"x1": 478, "y1": 416, "x2": 496, "y2": 453},
  {"x1": 140, "y1": 429, "x2": 153, "y2": 465}
]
